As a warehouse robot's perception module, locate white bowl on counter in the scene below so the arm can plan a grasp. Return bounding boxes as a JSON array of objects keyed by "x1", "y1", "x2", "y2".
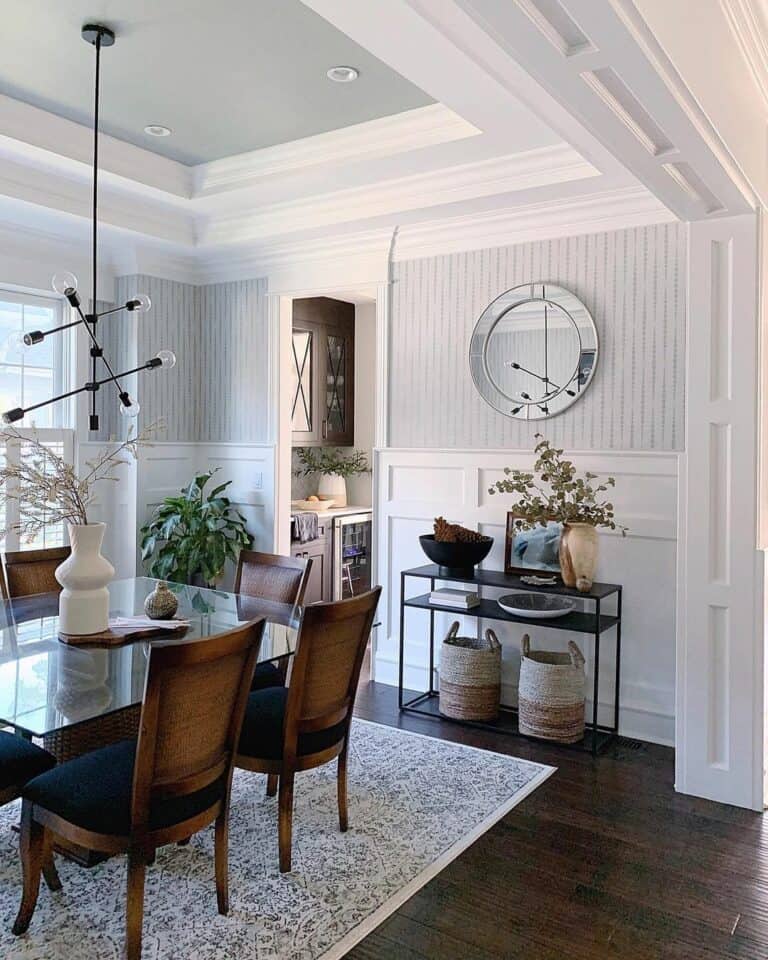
[{"x1": 291, "y1": 499, "x2": 335, "y2": 511}]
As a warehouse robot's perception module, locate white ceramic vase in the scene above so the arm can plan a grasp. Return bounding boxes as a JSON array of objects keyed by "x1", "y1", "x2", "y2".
[
  {"x1": 318, "y1": 472, "x2": 347, "y2": 507},
  {"x1": 56, "y1": 522, "x2": 115, "y2": 635}
]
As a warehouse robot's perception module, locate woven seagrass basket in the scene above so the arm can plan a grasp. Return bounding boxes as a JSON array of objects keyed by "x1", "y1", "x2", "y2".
[
  {"x1": 439, "y1": 621, "x2": 502, "y2": 721},
  {"x1": 518, "y1": 633, "x2": 586, "y2": 744}
]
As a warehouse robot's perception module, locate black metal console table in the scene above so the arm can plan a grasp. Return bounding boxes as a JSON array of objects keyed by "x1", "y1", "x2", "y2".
[{"x1": 398, "y1": 564, "x2": 623, "y2": 755}]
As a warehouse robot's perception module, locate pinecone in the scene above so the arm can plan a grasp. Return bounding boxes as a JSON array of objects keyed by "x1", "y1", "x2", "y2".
[{"x1": 433, "y1": 517, "x2": 488, "y2": 543}]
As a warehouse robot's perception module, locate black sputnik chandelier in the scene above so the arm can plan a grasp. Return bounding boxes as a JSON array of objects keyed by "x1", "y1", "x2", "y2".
[{"x1": 1, "y1": 24, "x2": 175, "y2": 430}]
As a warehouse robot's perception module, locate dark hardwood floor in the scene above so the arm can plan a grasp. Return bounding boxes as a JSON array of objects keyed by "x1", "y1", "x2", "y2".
[{"x1": 350, "y1": 682, "x2": 766, "y2": 960}]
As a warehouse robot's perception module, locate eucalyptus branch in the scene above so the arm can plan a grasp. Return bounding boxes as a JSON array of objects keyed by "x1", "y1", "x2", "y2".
[
  {"x1": 293, "y1": 447, "x2": 369, "y2": 479},
  {"x1": 488, "y1": 434, "x2": 628, "y2": 536}
]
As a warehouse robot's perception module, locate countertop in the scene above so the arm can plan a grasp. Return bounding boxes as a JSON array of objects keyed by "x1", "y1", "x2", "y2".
[{"x1": 290, "y1": 504, "x2": 372, "y2": 519}]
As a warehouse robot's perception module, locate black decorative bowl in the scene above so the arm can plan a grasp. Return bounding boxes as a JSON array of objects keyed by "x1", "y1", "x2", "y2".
[{"x1": 419, "y1": 534, "x2": 493, "y2": 578}]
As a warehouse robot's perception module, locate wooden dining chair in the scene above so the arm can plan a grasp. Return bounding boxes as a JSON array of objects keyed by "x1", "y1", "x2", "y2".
[
  {"x1": 3, "y1": 546, "x2": 70, "y2": 599},
  {"x1": 235, "y1": 550, "x2": 311, "y2": 691},
  {"x1": 12, "y1": 618, "x2": 265, "y2": 960},
  {"x1": 234, "y1": 550, "x2": 310, "y2": 605},
  {"x1": 235, "y1": 587, "x2": 381, "y2": 873}
]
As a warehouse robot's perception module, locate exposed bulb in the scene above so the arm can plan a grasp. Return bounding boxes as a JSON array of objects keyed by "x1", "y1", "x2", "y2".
[
  {"x1": 156, "y1": 349, "x2": 176, "y2": 369},
  {"x1": 52, "y1": 271, "x2": 78, "y2": 296},
  {"x1": 119, "y1": 397, "x2": 141, "y2": 419},
  {"x1": 127, "y1": 294, "x2": 152, "y2": 313}
]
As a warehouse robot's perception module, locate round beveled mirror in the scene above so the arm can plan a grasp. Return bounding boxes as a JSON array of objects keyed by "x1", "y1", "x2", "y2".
[{"x1": 469, "y1": 282, "x2": 598, "y2": 420}]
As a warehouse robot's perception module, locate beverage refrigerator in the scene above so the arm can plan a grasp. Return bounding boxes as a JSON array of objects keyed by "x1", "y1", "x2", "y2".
[{"x1": 332, "y1": 512, "x2": 372, "y2": 600}]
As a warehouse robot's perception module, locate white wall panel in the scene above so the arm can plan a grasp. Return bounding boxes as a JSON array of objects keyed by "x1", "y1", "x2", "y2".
[
  {"x1": 677, "y1": 215, "x2": 764, "y2": 810},
  {"x1": 375, "y1": 447, "x2": 679, "y2": 745}
]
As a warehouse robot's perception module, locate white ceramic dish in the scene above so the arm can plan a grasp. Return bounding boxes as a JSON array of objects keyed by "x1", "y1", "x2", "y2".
[
  {"x1": 292, "y1": 499, "x2": 335, "y2": 512},
  {"x1": 497, "y1": 593, "x2": 575, "y2": 619}
]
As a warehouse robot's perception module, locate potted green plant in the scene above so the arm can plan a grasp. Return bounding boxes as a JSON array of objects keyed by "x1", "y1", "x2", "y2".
[
  {"x1": 140, "y1": 469, "x2": 252, "y2": 587},
  {"x1": 293, "y1": 447, "x2": 369, "y2": 507},
  {"x1": 488, "y1": 436, "x2": 627, "y2": 592}
]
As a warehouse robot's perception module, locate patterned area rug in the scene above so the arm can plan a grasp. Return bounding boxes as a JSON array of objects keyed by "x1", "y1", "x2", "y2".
[{"x1": 0, "y1": 720, "x2": 553, "y2": 959}]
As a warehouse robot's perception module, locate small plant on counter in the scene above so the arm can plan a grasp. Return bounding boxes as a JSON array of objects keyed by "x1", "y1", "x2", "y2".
[
  {"x1": 293, "y1": 447, "x2": 370, "y2": 479},
  {"x1": 488, "y1": 435, "x2": 627, "y2": 535},
  {"x1": 140, "y1": 468, "x2": 252, "y2": 587}
]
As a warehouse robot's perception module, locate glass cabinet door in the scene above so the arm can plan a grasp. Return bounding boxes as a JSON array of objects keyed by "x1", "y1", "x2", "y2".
[
  {"x1": 323, "y1": 329, "x2": 353, "y2": 445},
  {"x1": 290, "y1": 328, "x2": 314, "y2": 438}
]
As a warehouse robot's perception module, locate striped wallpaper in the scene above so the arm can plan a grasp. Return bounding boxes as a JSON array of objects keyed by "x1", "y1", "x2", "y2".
[
  {"x1": 199, "y1": 280, "x2": 269, "y2": 443},
  {"x1": 389, "y1": 222, "x2": 687, "y2": 450},
  {"x1": 109, "y1": 275, "x2": 268, "y2": 443}
]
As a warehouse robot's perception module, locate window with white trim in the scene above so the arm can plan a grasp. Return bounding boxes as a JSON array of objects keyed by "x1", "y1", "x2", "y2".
[
  {"x1": 0, "y1": 288, "x2": 68, "y2": 428},
  {"x1": 0, "y1": 289, "x2": 74, "y2": 552}
]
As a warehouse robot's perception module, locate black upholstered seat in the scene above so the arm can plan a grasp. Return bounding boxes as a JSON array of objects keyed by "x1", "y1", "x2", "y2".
[
  {"x1": 250, "y1": 660, "x2": 283, "y2": 691},
  {"x1": 0, "y1": 732, "x2": 55, "y2": 793},
  {"x1": 238, "y1": 687, "x2": 346, "y2": 761},
  {"x1": 23, "y1": 739, "x2": 222, "y2": 835}
]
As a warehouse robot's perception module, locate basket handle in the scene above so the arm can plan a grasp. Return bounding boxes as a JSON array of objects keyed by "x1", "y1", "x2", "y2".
[
  {"x1": 520, "y1": 633, "x2": 531, "y2": 658},
  {"x1": 568, "y1": 641, "x2": 585, "y2": 669},
  {"x1": 446, "y1": 621, "x2": 460, "y2": 641},
  {"x1": 485, "y1": 628, "x2": 501, "y2": 651}
]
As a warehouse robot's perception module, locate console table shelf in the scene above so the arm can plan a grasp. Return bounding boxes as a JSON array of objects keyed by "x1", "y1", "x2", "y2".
[{"x1": 398, "y1": 564, "x2": 623, "y2": 756}]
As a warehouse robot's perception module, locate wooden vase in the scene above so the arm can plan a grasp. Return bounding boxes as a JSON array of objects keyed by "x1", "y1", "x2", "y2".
[{"x1": 559, "y1": 523, "x2": 599, "y2": 593}]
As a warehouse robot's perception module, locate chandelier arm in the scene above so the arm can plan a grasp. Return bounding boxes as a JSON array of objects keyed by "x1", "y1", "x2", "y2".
[{"x1": 2, "y1": 357, "x2": 162, "y2": 424}]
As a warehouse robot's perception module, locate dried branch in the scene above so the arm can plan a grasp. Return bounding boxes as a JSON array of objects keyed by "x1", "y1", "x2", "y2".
[{"x1": 0, "y1": 421, "x2": 161, "y2": 542}]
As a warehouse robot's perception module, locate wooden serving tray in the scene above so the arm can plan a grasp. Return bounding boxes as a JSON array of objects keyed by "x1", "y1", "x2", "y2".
[{"x1": 59, "y1": 621, "x2": 189, "y2": 648}]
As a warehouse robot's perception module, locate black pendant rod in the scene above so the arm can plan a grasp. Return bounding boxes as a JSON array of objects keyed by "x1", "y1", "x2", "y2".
[{"x1": 89, "y1": 29, "x2": 102, "y2": 432}]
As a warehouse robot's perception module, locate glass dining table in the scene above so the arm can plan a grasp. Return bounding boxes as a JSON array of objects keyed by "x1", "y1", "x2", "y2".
[{"x1": 0, "y1": 577, "x2": 299, "y2": 757}]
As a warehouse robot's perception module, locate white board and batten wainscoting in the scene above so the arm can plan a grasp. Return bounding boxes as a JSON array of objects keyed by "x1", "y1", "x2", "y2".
[{"x1": 374, "y1": 447, "x2": 678, "y2": 747}]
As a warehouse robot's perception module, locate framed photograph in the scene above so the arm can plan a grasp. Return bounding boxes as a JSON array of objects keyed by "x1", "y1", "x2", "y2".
[{"x1": 504, "y1": 514, "x2": 563, "y2": 576}]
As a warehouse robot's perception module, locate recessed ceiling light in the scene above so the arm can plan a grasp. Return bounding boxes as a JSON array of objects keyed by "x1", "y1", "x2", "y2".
[
  {"x1": 327, "y1": 66, "x2": 359, "y2": 83},
  {"x1": 144, "y1": 124, "x2": 171, "y2": 137}
]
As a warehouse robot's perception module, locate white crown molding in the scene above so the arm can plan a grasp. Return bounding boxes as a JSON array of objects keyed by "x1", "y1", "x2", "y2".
[
  {"x1": 198, "y1": 228, "x2": 394, "y2": 285},
  {"x1": 198, "y1": 143, "x2": 599, "y2": 246},
  {"x1": 391, "y1": 185, "x2": 675, "y2": 260},
  {"x1": 192, "y1": 103, "x2": 480, "y2": 196},
  {"x1": 719, "y1": 0, "x2": 768, "y2": 112}
]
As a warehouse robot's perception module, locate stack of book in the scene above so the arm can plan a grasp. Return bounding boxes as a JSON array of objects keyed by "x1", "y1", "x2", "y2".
[{"x1": 428, "y1": 588, "x2": 480, "y2": 609}]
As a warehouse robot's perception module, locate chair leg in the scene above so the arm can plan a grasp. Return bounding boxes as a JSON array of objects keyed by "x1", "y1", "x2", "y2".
[
  {"x1": 278, "y1": 772, "x2": 295, "y2": 873},
  {"x1": 266, "y1": 773, "x2": 278, "y2": 797},
  {"x1": 13, "y1": 801, "x2": 44, "y2": 935},
  {"x1": 338, "y1": 748, "x2": 349, "y2": 833},
  {"x1": 214, "y1": 811, "x2": 229, "y2": 916},
  {"x1": 125, "y1": 847, "x2": 147, "y2": 960},
  {"x1": 42, "y1": 843, "x2": 62, "y2": 892}
]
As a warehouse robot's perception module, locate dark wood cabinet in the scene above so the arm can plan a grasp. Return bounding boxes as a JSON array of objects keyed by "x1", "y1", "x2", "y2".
[
  {"x1": 290, "y1": 519, "x2": 332, "y2": 603},
  {"x1": 291, "y1": 297, "x2": 355, "y2": 447}
]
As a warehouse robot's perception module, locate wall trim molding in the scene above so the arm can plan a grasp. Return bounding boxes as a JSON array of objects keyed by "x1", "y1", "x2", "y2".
[{"x1": 719, "y1": 0, "x2": 768, "y2": 112}]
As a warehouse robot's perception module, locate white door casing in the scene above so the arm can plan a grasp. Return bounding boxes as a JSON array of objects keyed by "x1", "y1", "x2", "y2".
[{"x1": 677, "y1": 213, "x2": 765, "y2": 810}]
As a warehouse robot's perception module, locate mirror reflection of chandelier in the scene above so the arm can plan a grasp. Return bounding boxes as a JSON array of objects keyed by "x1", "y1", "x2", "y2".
[{"x1": 1, "y1": 24, "x2": 176, "y2": 430}]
